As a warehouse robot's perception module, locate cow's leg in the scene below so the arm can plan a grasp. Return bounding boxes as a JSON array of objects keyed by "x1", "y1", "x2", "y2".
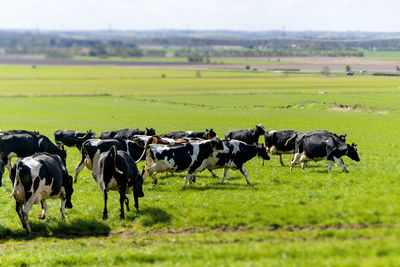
[
  {"x1": 334, "y1": 156, "x2": 348, "y2": 173},
  {"x1": 208, "y1": 169, "x2": 218, "y2": 178},
  {"x1": 290, "y1": 153, "x2": 301, "y2": 171},
  {"x1": 301, "y1": 162, "x2": 306, "y2": 170},
  {"x1": 15, "y1": 202, "x2": 25, "y2": 229},
  {"x1": 125, "y1": 196, "x2": 130, "y2": 212},
  {"x1": 22, "y1": 201, "x2": 34, "y2": 234},
  {"x1": 184, "y1": 172, "x2": 194, "y2": 187},
  {"x1": 133, "y1": 191, "x2": 139, "y2": 211},
  {"x1": 60, "y1": 198, "x2": 66, "y2": 221},
  {"x1": 38, "y1": 200, "x2": 47, "y2": 220},
  {"x1": 221, "y1": 168, "x2": 229, "y2": 183},
  {"x1": 102, "y1": 190, "x2": 108, "y2": 220},
  {"x1": 119, "y1": 186, "x2": 127, "y2": 219},
  {"x1": 278, "y1": 154, "x2": 284, "y2": 166},
  {"x1": 328, "y1": 160, "x2": 334, "y2": 173},
  {"x1": 240, "y1": 166, "x2": 251, "y2": 185},
  {"x1": 74, "y1": 155, "x2": 86, "y2": 183}
]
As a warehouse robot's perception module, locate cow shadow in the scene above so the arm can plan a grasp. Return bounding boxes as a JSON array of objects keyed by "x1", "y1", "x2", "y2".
[
  {"x1": 126, "y1": 207, "x2": 172, "y2": 226},
  {"x1": 183, "y1": 181, "x2": 257, "y2": 191},
  {"x1": 0, "y1": 219, "x2": 111, "y2": 241}
]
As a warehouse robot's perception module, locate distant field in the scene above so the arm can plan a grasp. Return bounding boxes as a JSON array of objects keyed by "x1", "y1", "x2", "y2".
[
  {"x1": 73, "y1": 56, "x2": 296, "y2": 65},
  {"x1": 0, "y1": 65, "x2": 399, "y2": 265}
]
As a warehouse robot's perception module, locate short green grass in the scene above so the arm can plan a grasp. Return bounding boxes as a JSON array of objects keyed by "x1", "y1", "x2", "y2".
[{"x1": 0, "y1": 65, "x2": 398, "y2": 265}]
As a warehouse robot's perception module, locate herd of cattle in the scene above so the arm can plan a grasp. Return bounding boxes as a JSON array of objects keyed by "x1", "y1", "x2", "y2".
[{"x1": 0, "y1": 125, "x2": 360, "y2": 233}]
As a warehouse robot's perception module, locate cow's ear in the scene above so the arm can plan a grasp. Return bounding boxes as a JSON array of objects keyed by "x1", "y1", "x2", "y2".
[{"x1": 206, "y1": 129, "x2": 209, "y2": 131}]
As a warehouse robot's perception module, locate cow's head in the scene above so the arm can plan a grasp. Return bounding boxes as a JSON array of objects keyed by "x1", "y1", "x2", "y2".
[
  {"x1": 263, "y1": 131, "x2": 276, "y2": 149},
  {"x1": 206, "y1": 128, "x2": 217, "y2": 139},
  {"x1": 256, "y1": 144, "x2": 270, "y2": 161},
  {"x1": 145, "y1": 127, "x2": 156, "y2": 136},
  {"x1": 346, "y1": 143, "x2": 360, "y2": 162},
  {"x1": 64, "y1": 175, "x2": 74, "y2": 209},
  {"x1": 255, "y1": 124, "x2": 266, "y2": 135},
  {"x1": 209, "y1": 137, "x2": 226, "y2": 152}
]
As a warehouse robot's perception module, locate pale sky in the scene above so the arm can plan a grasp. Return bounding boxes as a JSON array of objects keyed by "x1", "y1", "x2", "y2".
[{"x1": 0, "y1": 0, "x2": 399, "y2": 32}]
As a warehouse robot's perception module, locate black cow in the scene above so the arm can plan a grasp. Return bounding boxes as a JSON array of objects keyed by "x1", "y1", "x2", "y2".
[
  {"x1": 100, "y1": 128, "x2": 156, "y2": 139},
  {"x1": 204, "y1": 140, "x2": 270, "y2": 184},
  {"x1": 75, "y1": 139, "x2": 144, "y2": 183},
  {"x1": 225, "y1": 124, "x2": 266, "y2": 145},
  {"x1": 54, "y1": 130, "x2": 97, "y2": 150},
  {"x1": 143, "y1": 138, "x2": 226, "y2": 187},
  {"x1": 0, "y1": 134, "x2": 66, "y2": 183},
  {"x1": 9, "y1": 153, "x2": 74, "y2": 234},
  {"x1": 290, "y1": 133, "x2": 360, "y2": 172},
  {"x1": 264, "y1": 130, "x2": 302, "y2": 166},
  {"x1": 0, "y1": 130, "x2": 40, "y2": 136},
  {"x1": 159, "y1": 129, "x2": 216, "y2": 140},
  {"x1": 98, "y1": 146, "x2": 144, "y2": 220}
]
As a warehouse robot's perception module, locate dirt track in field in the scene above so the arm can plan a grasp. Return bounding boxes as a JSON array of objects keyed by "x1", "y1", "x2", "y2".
[{"x1": 1, "y1": 55, "x2": 400, "y2": 73}]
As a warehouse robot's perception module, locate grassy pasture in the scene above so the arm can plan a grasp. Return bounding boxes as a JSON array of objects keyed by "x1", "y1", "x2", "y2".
[{"x1": 0, "y1": 65, "x2": 399, "y2": 265}]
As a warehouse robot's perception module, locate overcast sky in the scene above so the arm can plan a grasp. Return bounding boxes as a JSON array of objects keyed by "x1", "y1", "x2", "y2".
[{"x1": 0, "y1": 0, "x2": 399, "y2": 32}]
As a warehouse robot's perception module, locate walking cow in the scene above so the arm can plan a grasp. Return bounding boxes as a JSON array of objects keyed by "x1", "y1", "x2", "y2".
[
  {"x1": 9, "y1": 153, "x2": 74, "y2": 234},
  {"x1": 98, "y1": 146, "x2": 144, "y2": 220}
]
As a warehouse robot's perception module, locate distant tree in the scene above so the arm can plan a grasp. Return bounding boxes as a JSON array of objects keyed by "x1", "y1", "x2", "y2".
[
  {"x1": 161, "y1": 73, "x2": 166, "y2": 78},
  {"x1": 345, "y1": 65, "x2": 352, "y2": 72},
  {"x1": 396, "y1": 66, "x2": 400, "y2": 71},
  {"x1": 187, "y1": 52, "x2": 203, "y2": 62},
  {"x1": 321, "y1": 65, "x2": 330, "y2": 76},
  {"x1": 196, "y1": 70, "x2": 202, "y2": 78},
  {"x1": 246, "y1": 65, "x2": 251, "y2": 70}
]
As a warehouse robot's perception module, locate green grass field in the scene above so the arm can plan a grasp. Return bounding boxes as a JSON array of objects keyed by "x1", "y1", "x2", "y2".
[{"x1": 0, "y1": 65, "x2": 399, "y2": 265}]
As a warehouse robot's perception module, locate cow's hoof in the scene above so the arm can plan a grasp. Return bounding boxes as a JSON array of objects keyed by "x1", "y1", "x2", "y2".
[
  {"x1": 343, "y1": 169, "x2": 349, "y2": 173},
  {"x1": 37, "y1": 214, "x2": 45, "y2": 220},
  {"x1": 102, "y1": 214, "x2": 108, "y2": 220}
]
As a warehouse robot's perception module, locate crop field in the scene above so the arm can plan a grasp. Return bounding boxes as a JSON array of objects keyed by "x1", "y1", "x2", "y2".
[{"x1": 0, "y1": 65, "x2": 399, "y2": 265}]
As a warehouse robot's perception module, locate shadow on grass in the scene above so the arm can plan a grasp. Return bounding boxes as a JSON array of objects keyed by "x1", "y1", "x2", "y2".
[
  {"x1": 127, "y1": 207, "x2": 172, "y2": 226},
  {"x1": 0, "y1": 218, "x2": 111, "y2": 241},
  {"x1": 182, "y1": 181, "x2": 256, "y2": 191}
]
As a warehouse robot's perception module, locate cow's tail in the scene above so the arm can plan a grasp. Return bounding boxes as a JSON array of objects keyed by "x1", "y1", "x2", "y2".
[
  {"x1": 135, "y1": 137, "x2": 153, "y2": 164},
  {"x1": 284, "y1": 134, "x2": 298, "y2": 147}
]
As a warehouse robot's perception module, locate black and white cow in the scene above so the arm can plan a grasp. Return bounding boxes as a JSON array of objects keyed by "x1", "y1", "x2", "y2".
[
  {"x1": 264, "y1": 130, "x2": 302, "y2": 166},
  {"x1": 75, "y1": 139, "x2": 144, "y2": 183},
  {"x1": 54, "y1": 130, "x2": 97, "y2": 150},
  {"x1": 204, "y1": 140, "x2": 270, "y2": 184},
  {"x1": 159, "y1": 129, "x2": 216, "y2": 140},
  {"x1": 225, "y1": 124, "x2": 266, "y2": 145},
  {"x1": 9, "y1": 153, "x2": 74, "y2": 234},
  {"x1": 143, "y1": 138, "x2": 225, "y2": 187},
  {"x1": 290, "y1": 133, "x2": 360, "y2": 173},
  {"x1": 100, "y1": 128, "x2": 156, "y2": 140},
  {"x1": 98, "y1": 146, "x2": 145, "y2": 220},
  {"x1": 0, "y1": 133, "x2": 66, "y2": 182}
]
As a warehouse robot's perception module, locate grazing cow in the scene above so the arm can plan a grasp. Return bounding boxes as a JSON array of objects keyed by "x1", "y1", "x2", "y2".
[
  {"x1": 100, "y1": 128, "x2": 156, "y2": 139},
  {"x1": 159, "y1": 129, "x2": 216, "y2": 140},
  {"x1": 98, "y1": 146, "x2": 145, "y2": 220},
  {"x1": 0, "y1": 134, "x2": 66, "y2": 183},
  {"x1": 225, "y1": 124, "x2": 266, "y2": 145},
  {"x1": 54, "y1": 130, "x2": 97, "y2": 150},
  {"x1": 75, "y1": 139, "x2": 144, "y2": 183},
  {"x1": 264, "y1": 130, "x2": 302, "y2": 166},
  {"x1": 290, "y1": 133, "x2": 360, "y2": 172},
  {"x1": 9, "y1": 153, "x2": 74, "y2": 234},
  {"x1": 143, "y1": 138, "x2": 225, "y2": 187},
  {"x1": 204, "y1": 140, "x2": 270, "y2": 184}
]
